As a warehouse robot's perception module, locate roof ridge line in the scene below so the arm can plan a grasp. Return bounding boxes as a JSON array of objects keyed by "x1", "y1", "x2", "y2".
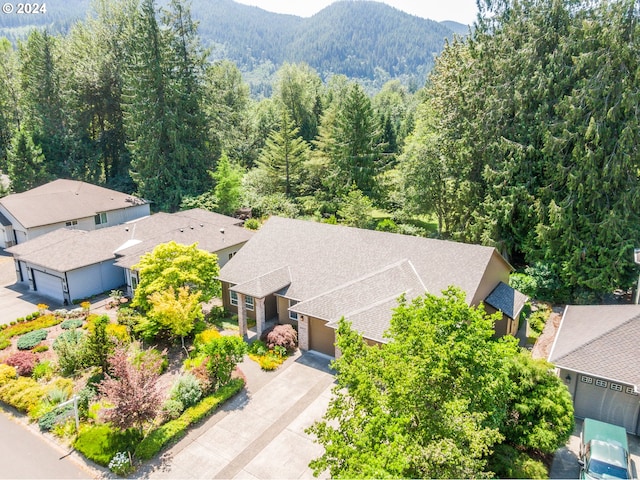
[{"x1": 291, "y1": 258, "x2": 416, "y2": 307}]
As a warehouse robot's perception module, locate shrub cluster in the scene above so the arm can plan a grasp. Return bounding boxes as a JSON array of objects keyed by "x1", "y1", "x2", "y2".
[
  {"x1": 4, "y1": 351, "x2": 38, "y2": 376},
  {"x1": 0, "y1": 364, "x2": 17, "y2": 385},
  {"x1": 135, "y1": 379, "x2": 244, "y2": 460},
  {"x1": 0, "y1": 376, "x2": 46, "y2": 413},
  {"x1": 38, "y1": 404, "x2": 73, "y2": 432},
  {"x1": 60, "y1": 319, "x2": 84, "y2": 330},
  {"x1": 260, "y1": 324, "x2": 297, "y2": 352},
  {"x1": 17, "y1": 329, "x2": 48, "y2": 350},
  {"x1": 32, "y1": 360, "x2": 55, "y2": 381}
]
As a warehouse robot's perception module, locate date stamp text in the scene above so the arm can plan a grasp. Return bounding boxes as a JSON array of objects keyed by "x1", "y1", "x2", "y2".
[{"x1": 2, "y1": 3, "x2": 47, "y2": 14}]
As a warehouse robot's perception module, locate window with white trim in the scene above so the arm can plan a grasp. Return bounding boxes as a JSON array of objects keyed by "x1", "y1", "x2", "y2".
[
  {"x1": 65, "y1": 220, "x2": 78, "y2": 227},
  {"x1": 289, "y1": 299, "x2": 298, "y2": 321},
  {"x1": 581, "y1": 375, "x2": 593, "y2": 384},
  {"x1": 610, "y1": 384, "x2": 623, "y2": 392},
  {"x1": 595, "y1": 379, "x2": 608, "y2": 388},
  {"x1": 245, "y1": 295, "x2": 254, "y2": 311},
  {"x1": 94, "y1": 212, "x2": 108, "y2": 225},
  {"x1": 230, "y1": 290, "x2": 238, "y2": 306},
  {"x1": 626, "y1": 386, "x2": 638, "y2": 396}
]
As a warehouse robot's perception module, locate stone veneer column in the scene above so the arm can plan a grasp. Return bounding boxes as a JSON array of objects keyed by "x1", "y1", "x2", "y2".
[
  {"x1": 255, "y1": 297, "x2": 266, "y2": 337},
  {"x1": 298, "y1": 315, "x2": 309, "y2": 351},
  {"x1": 237, "y1": 293, "x2": 247, "y2": 338}
]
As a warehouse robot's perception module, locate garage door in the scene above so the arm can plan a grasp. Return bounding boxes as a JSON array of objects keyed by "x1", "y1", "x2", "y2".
[
  {"x1": 32, "y1": 270, "x2": 65, "y2": 304},
  {"x1": 574, "y1": 374, "x2": 640, "y2": 434},
  {"x1": 309, "y1": 317, "x2": 336, "y2": 357}
]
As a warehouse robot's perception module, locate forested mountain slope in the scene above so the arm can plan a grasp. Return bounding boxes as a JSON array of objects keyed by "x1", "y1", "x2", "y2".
[{"x1": 0, "y1": 0, "x2": 461, "y2": 87}]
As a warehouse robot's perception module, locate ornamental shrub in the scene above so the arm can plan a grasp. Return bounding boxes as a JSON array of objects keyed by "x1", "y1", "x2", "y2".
[
  {"x1": 108, "y1": 451, "x2": 133, "y2": 476},
  {"x1": 170, "y1": 373, "x2": 203, "y2": 409},
  {"x1": 74, "y1": 425, "x2": 142, "y2": 467},
  {"x1": 32, "y1": 345, "x2": 49, "y2": 353},
  {"x1": 488, "y1": 444, "x2": 548, "y2": 479},
  {"x1": 38, "y1": 404, "x2": 73, "y2": 432},
  {"x1": 260, "y1": 324, "x2": 297, "y2": 352},
  {"x1": 60, "y1": 319, "x2": 84, "y2": 330},
  {"x1": 0, "y1": 339, "x2": 10, "y2": 350},
  {"x1": 0, "y1": 364, "x2": 17, "y2": 385},
  {"x1": 53, "y1": 329, "x2": 87, "y2": 376},
  {"x1": 5, "y1": 351, "x2": 38, "y2": 376},
  {"x1": 0, "y1": 376, "x2": 46, "y2": 413},
  {"x1": 161, "y1": 398, "x2": 184, "y2": 421},
  {"x1": 193, "y1": 328, "x2": 222, "y2": 352},
  {"x1": 17, "y1": 329, "x2": 48, "y2": 350},
  {"x1": 32, "y1": 360, "x2": 55, "y2": 381}
]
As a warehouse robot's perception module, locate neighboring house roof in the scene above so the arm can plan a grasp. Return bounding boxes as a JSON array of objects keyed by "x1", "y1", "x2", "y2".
[
  {"x1": 0, "y1": 179, "x2": 147, "y2": 229},
  {"x1": 7, "y1": 209, "x2": 253, "y2": 272},
  {"x1": 548, "y1": 305, "x2": 640, "y2": 388},
  {"x1": 220, "y1": 217, "x2": 514, "y2": 341},
  {"x1": 484, "y1": 281, "x2": 529, "y2": 319}
]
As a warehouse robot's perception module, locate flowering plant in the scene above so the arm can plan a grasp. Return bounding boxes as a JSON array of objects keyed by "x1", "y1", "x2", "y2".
[{"x1": 108, "y1": 451, "x2": 133, "y2": 476}]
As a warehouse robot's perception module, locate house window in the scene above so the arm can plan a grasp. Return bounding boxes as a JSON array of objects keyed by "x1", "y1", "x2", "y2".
[
  {"x1": 245, "y1": 295, "x2": 254, "y2": 311},
  {"x1": 289, "y1": 299, "x2": 298, "y2": 321},
  {"x1": 625, "y1": 386, "x2": 638, "y2": 396},
  {"x1": 94, "y1": 212, "x2": 108, "y2": 225},
  {"x1": 228, "y1": 251, "x2": 237, "y2": 260},
  {"x1": 595, "y1": 379, "x2": 608, "y2": 388},
  {"x1": 131, "y1": 273, "x2": 138, "y2": 291},
  {"x1": 580, "y1": 375, "x2": 593, "y2": 384},
  {"x1": 230, "y1": 290, "x2": 238, "y2": 306},
  {"x1": 610, "y1": 384, "x2": 623, "y2": 392},
  {"x1": 65, "y1": 220, "x2": 78, "y2": 227}
]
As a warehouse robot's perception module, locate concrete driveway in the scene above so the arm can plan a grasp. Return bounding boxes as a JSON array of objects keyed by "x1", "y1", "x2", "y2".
[
  {"x1": 550, "y1": 418, "x2": 640, "y2": 478},
  {"x1": 138, "y1": 351, "x2": 334, "y2": 479},
  {"x1": 0, "y1": 252, "x2": 64, "y2": 325}
]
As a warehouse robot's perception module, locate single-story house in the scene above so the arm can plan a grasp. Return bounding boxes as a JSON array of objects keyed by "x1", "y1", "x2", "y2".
[
  {"x1": 548, "y1": 305, "x2": 640, "y2": 434},
  {"x1": 218, "y1": 216, "x2": 527, "y2": 357},
  {"x1": 6, "y1": 209, "x2": 253, "y2": 304},
  {"x1": 0, "y1": 179, "x2": 150, "y2": 248}
]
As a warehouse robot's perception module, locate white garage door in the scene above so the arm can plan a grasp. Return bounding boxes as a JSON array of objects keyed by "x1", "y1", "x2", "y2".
[
  {"x1": 32, "y1": 270, "x2": 65, "y2": 304},
  {"x1": 574, "y1": 374, "x2": 640, "y2": 434}
]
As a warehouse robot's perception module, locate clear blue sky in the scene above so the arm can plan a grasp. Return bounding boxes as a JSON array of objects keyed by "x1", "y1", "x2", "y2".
[{"x1": 234, "y1": 0, "x2": 479, "y2": 25}]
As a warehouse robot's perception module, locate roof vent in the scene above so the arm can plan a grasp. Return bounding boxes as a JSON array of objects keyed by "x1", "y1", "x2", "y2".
[
  {"x1": 180, "y1": 228, "x2": 184, "y2": 233},
  {"x1": 190, "y1": 226, "x2": 194, "y2": 230},
  {"x1": 220, "y1": 228, "x2": 225, "y2": 234},
  {"x1": 200, "y1": 223, "x2": 204, "y2": 227}
]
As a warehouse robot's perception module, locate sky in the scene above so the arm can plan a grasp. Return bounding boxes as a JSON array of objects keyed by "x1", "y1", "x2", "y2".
[{"x1": 234, "y1": 0, "x2": 479, "y2": 25}]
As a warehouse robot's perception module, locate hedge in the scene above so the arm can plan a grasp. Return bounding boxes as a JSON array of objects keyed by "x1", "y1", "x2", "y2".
[
  {"x1": 0, "y1": 314, "x2": 61, "y2": 340},
  {"x1": 134, "y1": 378, "x2": 244, "y2": 460}
]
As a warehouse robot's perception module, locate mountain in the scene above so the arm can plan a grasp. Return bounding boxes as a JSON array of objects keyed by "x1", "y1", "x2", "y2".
[
  {"x1": 440, "y1": 20, "x2": 472, "y2": 36},
  {"x1": 0, "y1": 0, "x2": 466, "y2": 91}
]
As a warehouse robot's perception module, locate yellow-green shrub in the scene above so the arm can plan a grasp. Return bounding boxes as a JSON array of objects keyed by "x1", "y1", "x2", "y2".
[
  {"x1": 194, "y1": 328, "x2": 222, "y2": 351},
  {"x1": 0, "y1": 376, "x2": 46, "y2": 413},
  {"x1": 0, "y1": 364, "x2": 17, "y2": 386},
  {"x1": 106, "y1": 323, "x2": 130, "y2": 343}
]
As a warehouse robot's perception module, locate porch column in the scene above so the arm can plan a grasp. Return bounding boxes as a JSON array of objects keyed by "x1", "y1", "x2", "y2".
[
  {"x1": 255, "y1": 297, "x2": 266, "y2": 338},
  {"x1": 298, "y1": 315, "x2": 309, "y2": 351},
  {"x1": 237, "y1": 293, "x2": 248, "y2": 338}
]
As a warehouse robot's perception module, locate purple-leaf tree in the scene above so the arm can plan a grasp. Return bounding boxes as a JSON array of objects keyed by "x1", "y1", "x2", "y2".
[{"x1": 98, "y1": 346, "x2": 163, "y2": 432}]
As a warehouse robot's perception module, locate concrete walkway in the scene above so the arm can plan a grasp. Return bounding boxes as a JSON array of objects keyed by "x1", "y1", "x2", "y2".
[{"x1": 137, "y1": 351, "x2": 335, "y2": 479}]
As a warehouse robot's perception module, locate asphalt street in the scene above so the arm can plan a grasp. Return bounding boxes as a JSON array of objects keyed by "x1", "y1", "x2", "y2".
[{"x1": 0, "y1": 410, "x2": 95, "y2": 479}]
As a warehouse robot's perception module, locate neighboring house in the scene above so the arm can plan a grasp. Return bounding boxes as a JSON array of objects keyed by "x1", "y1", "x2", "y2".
[
  {"x1": 218, "y1": 216, "x2": 527, "y2": 357},
  {"x1": 6, "y1": 209, "x2": 253, "y2": 304},
  {"x1": 0, "y1": 179, "x2": 150, "y2": 248},
  {"x1": 548, "y1": 305, "x2": 640, "y2": 435}
]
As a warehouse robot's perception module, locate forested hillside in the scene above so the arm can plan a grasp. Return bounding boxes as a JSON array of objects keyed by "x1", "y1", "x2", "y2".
[
  {"x1": 0, "y1": 0, "x2": 459, "y2": 92},
  {"x1": 0, "y1": 0, "x2": 638, "y2": 304}
]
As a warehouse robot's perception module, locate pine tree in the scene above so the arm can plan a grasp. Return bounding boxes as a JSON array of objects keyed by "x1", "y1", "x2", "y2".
[{"x1": 7, "y1": 128, "x2": 47, "y2": 192}]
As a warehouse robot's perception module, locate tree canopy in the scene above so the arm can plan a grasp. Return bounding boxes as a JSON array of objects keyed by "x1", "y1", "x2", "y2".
[
  {"x1": 131, "y1": 241, "x2": 220, "y2": 313},
  {"x1": 307, "y1": 288, "x2": 574, "y2": 478}
]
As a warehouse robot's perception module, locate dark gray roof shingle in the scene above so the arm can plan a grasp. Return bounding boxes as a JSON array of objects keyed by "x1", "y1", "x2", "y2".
[
  {"x1": 548, "y1": 305, "x2": 640, "y2": 387},
  {"x1": 484, "y1": 281, "x2": 529, "y2": 319}
]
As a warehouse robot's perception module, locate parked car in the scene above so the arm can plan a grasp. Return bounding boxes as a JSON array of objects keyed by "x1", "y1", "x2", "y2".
[{"x1": 579, "y1": 418, "x2": 632, "y2": 479}]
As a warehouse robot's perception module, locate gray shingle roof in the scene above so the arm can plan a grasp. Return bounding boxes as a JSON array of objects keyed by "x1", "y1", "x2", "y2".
[
  {"x1": 548, "y1": 305, "x2": 640, "y2": 387},
  {"x1": 220, "y1": 217, "x2": 513, "y2": 342},
  {"x1": 485, "y1": 281, "x2": 529, "y2": 319},
  {"x1": 7, "y1": 209, "x2": 253, "y2": 272},
  {"x1": 290, "y1": 259, "x2": 424, "y2": 324},
  {"x1": 0, "y1": 179, "x2": 147, "y2": 228},
  {"x1": 220, "y1": 217, "x2": 505, "y2": 303},
  {"x1": 231, "y1": 266, "x2": 292, "y2": 298}
]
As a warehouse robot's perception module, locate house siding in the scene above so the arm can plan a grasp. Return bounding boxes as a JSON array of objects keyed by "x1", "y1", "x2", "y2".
[
  {"x1": 67, "y1": 262, "x2": 125, "y2": 302},
  {"x1": 470, "y1": 251, "x2": 511, "y2": 306},
  {"x1": 221, "y1": 282, "x2": 256, "y2": 320},
  {"x1": 308, "y1": 316, "x2": 336, "y2": 357}
]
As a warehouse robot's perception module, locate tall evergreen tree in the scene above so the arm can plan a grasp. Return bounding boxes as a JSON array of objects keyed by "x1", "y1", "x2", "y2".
[
  {"x1": 124, "y1": 0, "x2": 210, "y2": 211},
  {"x1": 7, "y1": 128, "x2": 48, "y2": 192},
  {"x1": 0, "y1": 38, "x2": 20, "y2": 173},
  {"x1": 257, "y1": 109, "x2": 310, "y2": 197}
]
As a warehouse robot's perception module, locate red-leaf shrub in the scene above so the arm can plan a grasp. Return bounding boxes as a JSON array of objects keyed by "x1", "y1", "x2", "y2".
[
  {"x1": 260, "y1": 324, "x2": 298, "y2": 352},
  {"x1": 4, "y1": 351, "x2": 38, "y2": 376},
  {"x1": 98, "y1": 346, "x2": 163, "y2": 431}
]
